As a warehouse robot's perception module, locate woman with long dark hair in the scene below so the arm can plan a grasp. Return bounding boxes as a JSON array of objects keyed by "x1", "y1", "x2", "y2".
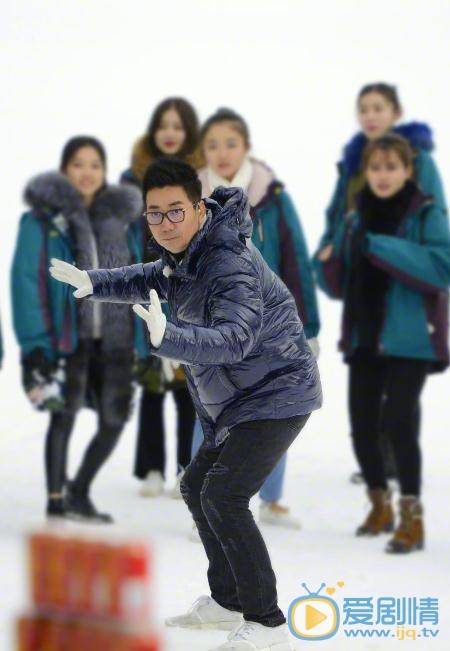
[{"x1": 121, "y1": 98, "x2": 203, "y2": 498}]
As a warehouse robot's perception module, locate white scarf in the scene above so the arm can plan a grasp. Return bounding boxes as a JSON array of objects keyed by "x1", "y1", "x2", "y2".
[{"x1": 207, "y1": 157, "x2": 253, "y2": 193}]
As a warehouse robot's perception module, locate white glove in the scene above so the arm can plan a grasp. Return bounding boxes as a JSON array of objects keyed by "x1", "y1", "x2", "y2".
[
  {"x1": 161, "y1": 358, "x2": 180, "y2": 382},
  {"x1": 133, "y1": 290, "x2": 167, "y2": 348},
  {"x1": 49, "y1": 258, "x2": 93, "y2": 298},
  {"x1": 307, "y1": 337, "x2": 320, "y2": 359}
]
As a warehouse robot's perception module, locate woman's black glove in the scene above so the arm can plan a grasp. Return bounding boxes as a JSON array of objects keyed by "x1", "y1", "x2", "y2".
[{"x1": 22, "y1": 348, "x2": 65, "y2": 411}]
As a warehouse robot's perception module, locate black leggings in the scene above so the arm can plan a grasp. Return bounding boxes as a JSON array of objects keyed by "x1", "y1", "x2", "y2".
[
  {"x1": 349, "y1": 353, "x2": 428, "y2": 496},
  {"x1": 45, "y1": 341, "x2": 133, "y2": 496},
  {"x1": 134, "y1": 387, "x2": 196, "y2": 479}
]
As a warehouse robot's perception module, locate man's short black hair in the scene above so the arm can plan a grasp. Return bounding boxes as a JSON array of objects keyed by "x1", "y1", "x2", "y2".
[{"x1": 142, "y1": 156, "x2": 202, "y2": 204}]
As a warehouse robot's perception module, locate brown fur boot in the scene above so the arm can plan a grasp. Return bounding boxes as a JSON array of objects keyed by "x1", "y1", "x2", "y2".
[
  {"x1": 386, "y1": 496, "x2": 424, "y2": 553},
  {"x1": 356, "y1": 488, "x2": 394, "y2": 536}
]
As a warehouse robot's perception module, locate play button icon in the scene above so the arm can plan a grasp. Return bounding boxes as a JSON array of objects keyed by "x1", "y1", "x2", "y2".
[
  {"x1": 306, "y1": 604, "x2": 327, "y2": 630},
  {"x1": 289, "y1": 596, "x2": 340, "y2": 640}
]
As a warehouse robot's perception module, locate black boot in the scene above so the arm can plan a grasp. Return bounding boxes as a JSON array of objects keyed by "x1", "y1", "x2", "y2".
[
  {"x1": 46, "y1": 496, "x2": 66, "y2": 518},
  {"x1": 65, "y1": 482, "x2": 113, "y2": 524}
]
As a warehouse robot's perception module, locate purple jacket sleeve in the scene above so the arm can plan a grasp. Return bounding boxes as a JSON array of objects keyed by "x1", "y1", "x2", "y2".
[{"x1": 87, "y1": 260, "x2": 168, "y2": 303}]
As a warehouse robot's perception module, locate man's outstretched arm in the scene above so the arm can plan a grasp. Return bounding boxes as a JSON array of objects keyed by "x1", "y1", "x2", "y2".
[{"x1": 49, "y1": 258, "x2": 168, "y2": 304}]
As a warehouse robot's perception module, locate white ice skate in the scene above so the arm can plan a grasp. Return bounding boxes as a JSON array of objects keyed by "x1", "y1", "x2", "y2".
[
  {"x1": 139, "y1": 470, "x2": 164, "y2": 497},
  {"x1": 165, "y1": 595, "x2": 243, "y2": 630},
  {"x1": 210, "y1": 621, "x2": 294, "y2": 650},
  {"x1": 259, "y1": 502, "x2": 301, "y2": 530}
]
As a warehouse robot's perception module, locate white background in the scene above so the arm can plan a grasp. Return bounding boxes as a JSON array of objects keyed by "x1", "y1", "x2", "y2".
[{"x1": 1, "y1": 1, "x2": 450, "y2": 649}]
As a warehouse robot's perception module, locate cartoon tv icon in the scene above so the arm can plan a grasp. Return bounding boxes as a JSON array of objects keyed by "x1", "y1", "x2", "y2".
[{"x1": 288, "y1": 583, "x2": 340, "y2": 640}]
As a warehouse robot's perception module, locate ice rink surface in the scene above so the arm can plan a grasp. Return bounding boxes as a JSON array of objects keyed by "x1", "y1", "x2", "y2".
[
  {"x1": 1, "y1": 1, "x2": 450, "y2": 649},
  {"x1": 1, "y1": 327, "x2": 449, "y2": 650}
]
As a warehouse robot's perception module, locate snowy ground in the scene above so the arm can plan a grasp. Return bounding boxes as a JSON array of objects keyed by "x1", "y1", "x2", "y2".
[{"x1": 1, "y1": 297, "x2": 449, "y2": 651}]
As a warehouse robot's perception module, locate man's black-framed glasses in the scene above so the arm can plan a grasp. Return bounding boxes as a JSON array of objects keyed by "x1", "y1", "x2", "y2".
[{"x1": 143, "y1": 202, "x2": 198, "y2": 225}]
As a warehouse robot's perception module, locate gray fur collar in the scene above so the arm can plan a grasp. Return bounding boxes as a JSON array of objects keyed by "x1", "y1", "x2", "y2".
[
  {"x1": 24, "y1": 172, "x2": 141, "y2": 349},
  {"x1": 24, "y1": 171, "x2": 142, "y2": 224}
]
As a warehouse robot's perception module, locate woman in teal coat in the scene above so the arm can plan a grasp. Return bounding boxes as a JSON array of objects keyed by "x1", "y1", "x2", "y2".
[
  {"x1": 318, "y1": 82, "x2": 446, "y2": 483},
  {"x1": 314, "y1": 134, "x2": 450, "y2": 553},
  {"x1": 192, "y1": 107, "x2": 320, "y2": 530},
  {"x1": 11, "y1": 136, "x2": 145, "y2": 522}
]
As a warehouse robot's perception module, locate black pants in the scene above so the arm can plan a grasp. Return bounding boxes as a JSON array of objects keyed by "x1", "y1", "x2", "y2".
[
  {"x1": 134, "y1": 387, "x2": 196, "y2": 479},
  {"x1": 349, "y1": 353, "x2": 428, "y2": 496},
  {"x1": 45, "y1": 341, "x2": 133, "y2": 496},
  {"x1": 181, "y1": 414, "x2": 310, "y2": 626}
]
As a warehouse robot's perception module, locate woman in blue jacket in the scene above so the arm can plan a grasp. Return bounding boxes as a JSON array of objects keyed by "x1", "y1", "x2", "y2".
[
  {"x1": 314, "y1": 134, "x2": 450, "y2": 554},
  {"x1": 50, "y1": 157, "x2": 322, "y2": 651},
  {"x1": 11, "y1": 136, "x2": 144, "y2": 522},
  {"x1": 193, "y1": 107, "x2": 320, "y2": 528}
]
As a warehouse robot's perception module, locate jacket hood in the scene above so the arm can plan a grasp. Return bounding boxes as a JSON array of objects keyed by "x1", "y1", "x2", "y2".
[
  {"x1": 149, "y1": 186, "x2": 252, "y2": 276},
  {"x1": 205, "y1": 186, "x2": 253, "y2": 240},
  {"x1": 246, "y1": 159, "x2": 278, "y2": 206},
  {"x1": 90, "y1": 185, "x2": 142, "y2": 224},
  {"x1": 341, "y1": 122, "x2": 435, "y2": 176},
  {"x1": 25, "y1": 172, "x2": 83, "y2": 215},
  {"x1": 24, "y1": 172, "x2": 142, "y2": 224}
]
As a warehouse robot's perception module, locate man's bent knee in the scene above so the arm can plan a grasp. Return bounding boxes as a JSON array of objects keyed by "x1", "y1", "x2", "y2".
[{"x1": 180, "y1": 471, "x2": 203, "y2": 512}]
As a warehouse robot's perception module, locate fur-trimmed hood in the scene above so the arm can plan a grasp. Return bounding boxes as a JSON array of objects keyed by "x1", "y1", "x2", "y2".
[
  {"x1": 341, "y1": 122, "x2": 435, "y2": 177},
  {"x1": 24, "y1": 172, "x2": 142, "y2": 223},
  {"x1": 130, "y1": 135, "x2": 205, "y2": 182},
  {"x1": 24, "y1": 172, "x2": 142, "y2": 351}
]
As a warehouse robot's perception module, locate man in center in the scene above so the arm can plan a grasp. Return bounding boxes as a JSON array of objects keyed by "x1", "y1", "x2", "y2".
[{"x1": 50, "y1": 157, "x2": 322, "y2": 651}]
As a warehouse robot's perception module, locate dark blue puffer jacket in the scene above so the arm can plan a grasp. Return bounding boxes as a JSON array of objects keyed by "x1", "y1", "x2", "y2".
[{"x1": 88, "y1": 187, "x2": 322, "y2": 446}]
